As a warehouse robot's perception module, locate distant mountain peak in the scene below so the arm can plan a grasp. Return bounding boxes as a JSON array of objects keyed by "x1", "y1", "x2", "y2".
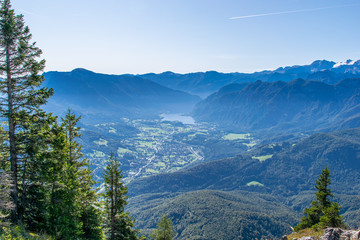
[
  {"x1": 333, "y1": 59, "x2": 358, "y2": 68},
  {"x1": 160, "y1": 71, "x2": 176, "y2": 75},
  {"x1": 310, "y1": 59, "x2": 335, "y2": 65},
  {"x1": 70, "y1": 68, "x2": 96, "y2": 74}
]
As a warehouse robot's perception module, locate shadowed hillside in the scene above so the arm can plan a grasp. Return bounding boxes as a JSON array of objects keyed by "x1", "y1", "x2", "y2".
[
  {"x1": 193, "y1": 78, "x2": 360, "y2": 133},
  {"x1": 43, "y1": 68, "x2": 201, "y2": 121},
  {"x1": 127, "y1": 190, "x2": 299, "y2": 240}
]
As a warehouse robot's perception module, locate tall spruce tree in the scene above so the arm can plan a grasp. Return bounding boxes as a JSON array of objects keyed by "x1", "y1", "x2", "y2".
[
  {"x1": 48, "y1": 109, "x2": 103, "y2": 239},
  {"x1": 294, "y1": 166, "x2": 343, "y2": 231},
  {"x1": 103, "y1": 154, "x2": 138, "y2": 240},
  {"x1": 0, "y1": 0, "x2": 53, "y2": 223}
]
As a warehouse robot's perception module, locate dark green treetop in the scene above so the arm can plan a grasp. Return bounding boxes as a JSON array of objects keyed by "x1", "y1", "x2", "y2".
[{"x1": 315, "y1": 166, "x2": 333, "y2": 209}]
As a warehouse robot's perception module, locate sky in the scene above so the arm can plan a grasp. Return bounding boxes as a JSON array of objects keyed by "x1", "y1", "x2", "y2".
[{"x1": 11, "y1": 0, "x2": 360, "y2": 74}]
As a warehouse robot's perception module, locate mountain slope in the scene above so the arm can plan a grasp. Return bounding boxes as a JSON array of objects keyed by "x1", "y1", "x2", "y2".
[
  {"x1": 140, "y1": 71, "x2": 249, "y2": 98},
  {"x1": 192, "y1": 78, "x2": 360, "y2": 132},
  {"x1": 128, "y1": 190, "x2": 298, "y2": 240},
  {"x1": 128, "y1": 128, "x2": 360, "y2": 197},
  {"x1": 43, "y1": 68, "x2": 201, "y2": 121},
  {"x1": 126, "y1": 128, "x2": 360, "y2": 238}
]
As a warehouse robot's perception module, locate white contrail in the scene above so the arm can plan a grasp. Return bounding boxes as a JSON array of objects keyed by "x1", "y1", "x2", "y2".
[
  {"x1": 229, "y1": 4, "x2": 359, "y2": 20},
  {"x1": 19, "y1": 9, "x2": 36, "y2": 16}
]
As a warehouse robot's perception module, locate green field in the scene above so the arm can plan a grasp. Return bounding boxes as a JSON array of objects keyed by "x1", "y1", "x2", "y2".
[
  {"x1": 252, "y1": 155, "x2": 273, "y2": 162},
  {"x1": 223, "y1": 133, "x2": 251, "y2": 140},
  {"x1": 246, "y1": 181, "x2": 264, "y2": 187}
]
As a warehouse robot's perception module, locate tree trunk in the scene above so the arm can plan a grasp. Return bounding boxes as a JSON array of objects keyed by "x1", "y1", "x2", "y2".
[{"x1": 6, "y1": 45, "x2": 18, "y2": 224}]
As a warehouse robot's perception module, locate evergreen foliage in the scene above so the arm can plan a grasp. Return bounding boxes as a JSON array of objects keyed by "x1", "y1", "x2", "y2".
[
  {"x1": 0, "y1": 1, "x2": 103, "y2": 237},
  {"x1": 0, "y1": 170, "x2": 13, "y2": 225},
  {"x1": 19, "y1": 113, "x2": 58, "y2": 232},
  {"x1": 47, "y1": 109, "x2": 103, "y2": 239},
  {"x1": 150, "y1": 215, "x2": 176, "y2": 240},
  {"x1": 294, "y1": 166, "x2": 343, "y2": 231},
  {"x1": 0, "y1": 224, "x2": 53, "y2": 240},
  {"x1": 0, "y1": 0, "x2": 53, "y2": 223},
  {"x1": 0, "y1": 125, "x2": 12, "y2": 225},
  {"x1": 103, "y1": 154, "x2": 138, "y2": 240}
]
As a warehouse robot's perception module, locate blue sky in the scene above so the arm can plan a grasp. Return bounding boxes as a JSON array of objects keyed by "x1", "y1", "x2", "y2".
[{"x1": 11, "y1": 0, "x2": 360, "y2": 74}]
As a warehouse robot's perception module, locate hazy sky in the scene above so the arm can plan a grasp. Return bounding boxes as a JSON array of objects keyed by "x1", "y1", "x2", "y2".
[{"x1": 11, "y1": 0, "x2": 360, "y2": 74}]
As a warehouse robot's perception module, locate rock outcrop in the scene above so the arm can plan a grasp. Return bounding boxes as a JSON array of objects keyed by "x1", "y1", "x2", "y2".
[{"x1": 285, "y1": 228, "x2": 360, "y2": 240}]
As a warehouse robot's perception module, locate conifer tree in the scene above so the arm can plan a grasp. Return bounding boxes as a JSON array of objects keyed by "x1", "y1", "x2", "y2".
[
  {"x1": 48, "y1": 109, "x2": 103, "y2": 239},
  {"x1": 294, "y1": 166, "x2": 343, "y2": 231},
  {"x1": 103, "y1": 154, "x2": 138, "y2": 240},
  {"x1": 78, "y1": 158, "x2": 104, "y2": 240},
  {"x1": 0, "y1": 0, "x2": 53, "y2": 223},
  {"x1": 150, "y1": 215, "x2": 176, "y2": 240},
  {"x1": 315, "y1": 166, "x2": 332, "y2": 209},
  {"x1": 19, "y1": 112, "x2": 58, "y2": 231}
]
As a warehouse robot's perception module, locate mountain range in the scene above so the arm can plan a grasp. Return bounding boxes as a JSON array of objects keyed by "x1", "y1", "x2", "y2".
[
  {"x1": 42, "y1": 59, "x2": 360, "y2": 127},
  {"x1": 43, "y1": 68, "x2": 200, "y2": 122},
  {"x1": 192, "y1": 78, "x2": 360, "y2": 133},
  {"x1": 139, "y1": 60, "x2": 360, "y2": 97}
]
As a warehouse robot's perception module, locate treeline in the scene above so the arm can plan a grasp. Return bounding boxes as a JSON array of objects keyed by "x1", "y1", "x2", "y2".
[{"x1": 0, "y1": 0, "x2": 143, "y2": 239}]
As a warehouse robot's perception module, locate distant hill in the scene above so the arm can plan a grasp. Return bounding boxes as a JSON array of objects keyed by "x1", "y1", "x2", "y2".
[
  {"x1": 139, "y1": 60, "x2": 360, "y2": 97},
  {"x1": 126, "y1": 128, "x2": 360, "y2": 238},
  {"x1": 140, "y1": 71, "x2": 248, "y2": 98},
  {"x1": 127, "y1": 190, "x2": 299, "y2": 240},
  {"x1": 192, "y1": 78, "x2": 360, "y2": 132},
  {"x1": 43, "y1": 69, "x2": 201, "y2": 122}
]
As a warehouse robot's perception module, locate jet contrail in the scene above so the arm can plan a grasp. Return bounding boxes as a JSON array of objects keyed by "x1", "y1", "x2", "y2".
[
  {"x1": 229, "y1": 4, "x2": 359, "y2": 20},
  {"x1": 19, "y1": 9, "x2": 36, "y2": 16}
]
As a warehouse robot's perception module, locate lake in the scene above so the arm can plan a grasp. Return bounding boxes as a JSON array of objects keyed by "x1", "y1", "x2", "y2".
[{"x1": 160, "y1": 113, "x2": 195, "y2": 125}]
